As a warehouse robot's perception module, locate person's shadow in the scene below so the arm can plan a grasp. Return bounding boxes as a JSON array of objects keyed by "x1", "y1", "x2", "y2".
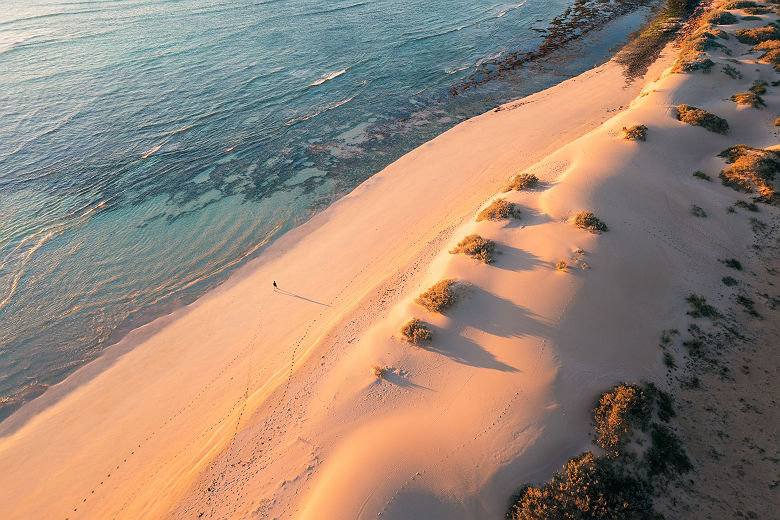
[{"x1": 274, "y1": 287, "x2": 332, "y2": 307}]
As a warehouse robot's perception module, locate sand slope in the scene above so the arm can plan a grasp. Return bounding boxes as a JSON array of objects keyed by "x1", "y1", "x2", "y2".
[{"x1": 0, "y1": 43, "x2": 673, "y2": 520}]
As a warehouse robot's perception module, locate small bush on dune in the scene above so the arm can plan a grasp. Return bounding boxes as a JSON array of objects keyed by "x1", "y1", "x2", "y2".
[
  {"x1": 717, "y1": 145, "x2": 780, "y2": 202},
  {"x1": 503, "y1": 173, "x2": 539, "y2": 192},
  {"x1": 775, "y1": 117, "x2": 780, "y2": 126},
  {"x1": 593, "y1": 383, "x2": 653, "y2": 455},
  {"x1": 555, "y1": 260, "x2": 568, "y2": 271},
  {"x1": 735, "y1": 25, "x2": 780, "y2": 44},
  {"x1": 415, "y1": 279, "x2": 457, "y2": 313},
  {"x1": 621, "y1": 124, "x2": 648, "y2": 141},
  {"x1": 686, "y1": 294, "x2": 721, "y2": 319},
  {"x1": 708, "y1": 10, "x2": 738, "y2": 25},
  {"x1": 400, "y1": 318, "x2": 432, "y2": 345},
  {"x1": 372, "y1": 365, "x2": 386, "y2": 378},
  {"x1": 672, "y1": 55, "x2": 714, "y2": 73},
  {"x1": 675, "y1": 104, "x2": 729, "y2": 134},
  {"x1": 449, "y1": 234, "x2": 496, "y2": 263},
  {"x1": 721, "y1": 0, "x2": 760, "y2": 8},
  {"x1": 476, "y1": 198, "x2": 521, "y2": 222},
  {"x1": 743, "y1": 6, "x2": 772, "y2": 15},
  {"x1": 721, "y1": 63, "x2": 743, "y2": 78},
  {"x1": 573, "y1": 211, "x2": 609, "y2": 232},
  {"x1": 753, "y1": 40, "x2": 780, "y2": 68},
  {"x1": 693, "y1": 170, "x2": 711, "y2": 181},
  {"x1": 719, "y1": 257, "x2": 743, "y2": 270},
  {"x1": 731, "y1": 91, "x2": 766, "y2": 107},
  {"x1": 691, "y1": 204, "x2": 707, "y2": 217}
]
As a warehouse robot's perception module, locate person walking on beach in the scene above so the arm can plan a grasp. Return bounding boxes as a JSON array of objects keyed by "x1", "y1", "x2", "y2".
[{"x1": 273, "y1": 280, "x2": 277, "y2": 290}]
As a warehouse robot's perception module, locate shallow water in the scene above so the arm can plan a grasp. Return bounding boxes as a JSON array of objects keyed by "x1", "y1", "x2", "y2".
[{"x1": 0, "y1": 0, "x2": 654, "y2": 417}]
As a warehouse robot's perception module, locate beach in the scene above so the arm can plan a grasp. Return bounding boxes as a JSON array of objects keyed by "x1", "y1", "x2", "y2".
[{"x1": 2, "y1": 1, "x2": 779, "y2": 518}]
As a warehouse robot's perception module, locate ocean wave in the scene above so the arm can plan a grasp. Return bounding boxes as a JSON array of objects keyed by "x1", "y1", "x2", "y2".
[
  {"x1": 497, "y1": 0, "x2": 529, "y2": 18},
  {"x1": 303, "y1": 1, "x2": 371, "y2": 17},
  {"x1": 309, "y1": 68, "x2": 347, "y2": 87},
  {"x1": 284, "y1": 94, "x2": 357, "y2": 127}
]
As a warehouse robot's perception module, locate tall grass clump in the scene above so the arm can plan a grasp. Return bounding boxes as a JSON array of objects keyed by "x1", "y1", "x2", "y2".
[
  {"x1": 574, "y1": 211, "x2": 609, "y2": 232},
  {"x1": 476, "y1": 198, "x2": 521, "y2": 222},
  {"x1": 675, "y1": 104, "x2": 729, "y2": 134},
  {"x1": 400, "y1": 318, "x2": 432, "y2": 345},
  {"x1": 415, "y1": 279, "x2": 457, "y2": 313},
  {"x1": 449, "y1": 234, "x2": 496, "y2": 263},
  {"x1": 503, "y1": 173, "x2": 539, "y2": 192}
]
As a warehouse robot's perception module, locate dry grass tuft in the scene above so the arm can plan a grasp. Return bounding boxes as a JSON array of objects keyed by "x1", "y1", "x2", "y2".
[
  {"x1": 574, "y1": 211, "x2": 609, "y2": 233},
  {"x1": 372, "y1": 365, "x2": 387, "y2": 378},
  {"x1": 400, "y1": 318, "x2": 432, "y2": 345},
  {"x1": 503, "y1": 173, "x2": 539, "y2": 192},
  {"x1": 449, "y1": 234, "x2": 496, "y2": 263},
  {"x1": 731, "y1": 91, "x2": 766, "y2": 107},
  {"x1": 718, "y1": 145, "x2": 780, "y2": 202},
  {"x1": 621, "y1": 124, "x2": 648, "y2": 141},
  {"x1": 675, "y1": 104, "x2": 729, "y2": 134},
  {"x1": 476, "y1": 198, "x2": 522, "y2": 222},
  {"x1": 555, "y1": 260, "x2": 568, "y2": 271},
  {"x1": 415, "y1": 279, "x2": 457, "y2": 313},
  {"x1": 735, "y1": 25, "x2": 780, "y2": 44}
]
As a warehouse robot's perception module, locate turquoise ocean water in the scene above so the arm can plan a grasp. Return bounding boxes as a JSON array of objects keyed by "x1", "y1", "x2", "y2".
[{"x1": 0, "y1": 0, "x2": 654, "y2": 418}]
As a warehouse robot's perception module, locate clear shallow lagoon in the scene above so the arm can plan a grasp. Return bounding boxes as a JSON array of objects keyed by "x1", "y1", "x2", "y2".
[{"x1": 0, "y1": 0, "x2": 652, "y2": 417}]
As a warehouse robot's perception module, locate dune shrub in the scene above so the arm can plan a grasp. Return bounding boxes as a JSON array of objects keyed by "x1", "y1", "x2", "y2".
[
  {"x1": 708, "y1": 10, "x2": 738, "y2": 24},
  {"x1": 506, "y1": 452, "x2": 653, "y2": 520},
  {"x1": 621, "y1": 124, "x2": 648, "y2": 141},
  {"x1": 719, "y1": 257, "x2": 743, "y2": 270},
  {"x1": 743, "y1": 6, "x2": 772, "y2": 14},
  {"x1": 721, "y1": 63, "x2": 742, "y2": 78},
  {"x1": 693, "y1": 170, "x2": 711, "y2": 180},
  {"x1": 753, "y1": 40, "x2": 780, "y2": 68},
  {"x1": 717, "y1": 145, "x2": 780, "y2": 202},
  {"x1": 449, "y1": 234, "x2": 496, "y2": 263},
  {"x1": 503, "y1": 173, "x2": 539, "y2": 192},
  {"x1": 735, "y1": 25, "x2": 780, "y2": 44},
  {"x1": 675, "y1": 104, "x2": 729, "y2": 134},
  {"x1": 476, "y1": 198, "x2": 521, "y2": 222},
  {"x1": 415, "y1": 279, "x2": 457, "y2": 313},
  {"x1": 400, "y1": 318, "x2": 432, "y2": 345},
  {"x1": 691, "y1": 204, "x2": 707, "y2": 217},
  {"x1": 776, "y1": 117, "x2": 780, "y2": 126},
  {"x1": 372, "y1": 365, "x2": 386, "y2": 378},
  {"x1": 721, "y1": 0, "x2": 759, "y2": 8},
  {"x1": 555, "y1": 260, "x2": 568, "y2": 271},
  {"x1": 731, "y1": 91, "x2": 766, "y2": 107},
  {"x1": 672, "y1": 55, "x2": 714, "y2": 73},
  {"x1": 574, "y1": 211, "x2": 609, "y2": 232},
  {"x1": 686, "y1": 294, "x2": 720, "y2": 318},
  {"x1": 593, "y1": 383, "x2": 653, "y2": 455}
]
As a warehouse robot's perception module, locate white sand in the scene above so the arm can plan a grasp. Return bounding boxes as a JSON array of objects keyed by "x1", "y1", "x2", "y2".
[{"x1": 2, "y1": 6, "x2": 777, "y2": 518}]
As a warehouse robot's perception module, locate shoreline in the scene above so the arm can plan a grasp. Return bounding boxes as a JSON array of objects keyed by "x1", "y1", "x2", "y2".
[{"x1": 0, "y1": 43, "x2": 676, "y2": 519}]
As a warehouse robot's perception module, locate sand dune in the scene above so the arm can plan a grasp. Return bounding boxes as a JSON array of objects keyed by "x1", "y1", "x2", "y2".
[{"x1": 2, "y1": 3, "x2": 778, "y2": 519}]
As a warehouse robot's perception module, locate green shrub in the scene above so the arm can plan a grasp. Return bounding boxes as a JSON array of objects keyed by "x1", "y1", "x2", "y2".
[
  {"x1": 574, "y1": 211, "x2": 609, "y2": 232},
  {"x1": 645, "y1": 425, "x2": 693, "y2": 476},
  {"x1": 476, "y1": 198, "x2": 521, "y2": 222},
  {"x1": 743, "y1": 6, "x2": 772, "y2": 15},
  {"x1": 621, "y1": 124, "x2": 648, "y2": 141},
  {"x1": 686, "y1": 294, "x2": 720, "y2": 319},
  {"x1": 415, "y1": 279, "x2": 457, "y2": 313},
  {"x1": 449, "y1": 234, "x2": 496, "y2": 263},
  {"x1": 722, "y1": 275, "x2": 739, "y2": 286},
  {"x1": 721, "y1": 63, "x2": 743, "y2": 78},
  {"x1": 503, "y1": 173, "x2": 539, "y2": 192},
  {"x1": 719, "y1": 257, "x2": 743, "y2": 270},
  {"x1": 400, "y1": 318, "x2": 432, "y2": 345},
  {"x1": 721, "y1": 0, "x2": 760, "y2": 8},
  {"x1": 691, "y1": 204, "x2": 707, "y2": 217},
  {"x1": 693, "y1": 170, "x2": 711, "y2": 181},
  {"x1": 675, "y1": 104, "x2": 729, "y2": 134}
]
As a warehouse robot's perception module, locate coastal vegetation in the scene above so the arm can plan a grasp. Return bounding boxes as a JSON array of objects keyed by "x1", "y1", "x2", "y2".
[
  {"x1": 503, "y1": 173, "x2": 539, "y2": 192},
  {"x1": 415, "y1": 279, "x2": 457, "y2": 313},
  {"x1": 693, "y1": 170, "x2": 711, "y2": 180},
  {"x1": 691, "y1": 204, "x2": 707, "y2": 217},
  {"x1": 675, "y1": 104, "x2": 729, "y2": 133},
  {"x1": 400, "y1": 318, "x2": 432, "y2": 345},
  {"x1": 476, "y1": 199, "x2": 522, "y2": 222},
  {"x1": 372, "y1": 365, "x2": 386, "y2": 378},
  {"x1": 573, "y1": 211, "x2": 609, "y2": 232},
  {"x1": 449, "y1": 234, "x2": 496, "y2": 263},
  {"x1": 717, "y1": 145, "x2": 780, "y2": 202},
  {"x1": 731, "y1": 91, "x2": 766, "y2": 107},
  {"x1": 507, "y1": 382, "x2": 690, "y2": 519}
]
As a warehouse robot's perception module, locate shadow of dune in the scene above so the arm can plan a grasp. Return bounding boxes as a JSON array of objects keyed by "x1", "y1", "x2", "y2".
[
  {"x1": 424, "y1": 329, "x2": 519, "y2": 372},
  {"x1": 449, "y1": 285, "x2": 555, "y2": 340},
  {"x1": 382, "y1": 371, "x2": 432, "y2": 391},
  {"x1": 274, "y1": 288, "x2": 331, "y2": 307},
  {"x1": 491, "y1": 244, "x2": 549, "y2": 272}
]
